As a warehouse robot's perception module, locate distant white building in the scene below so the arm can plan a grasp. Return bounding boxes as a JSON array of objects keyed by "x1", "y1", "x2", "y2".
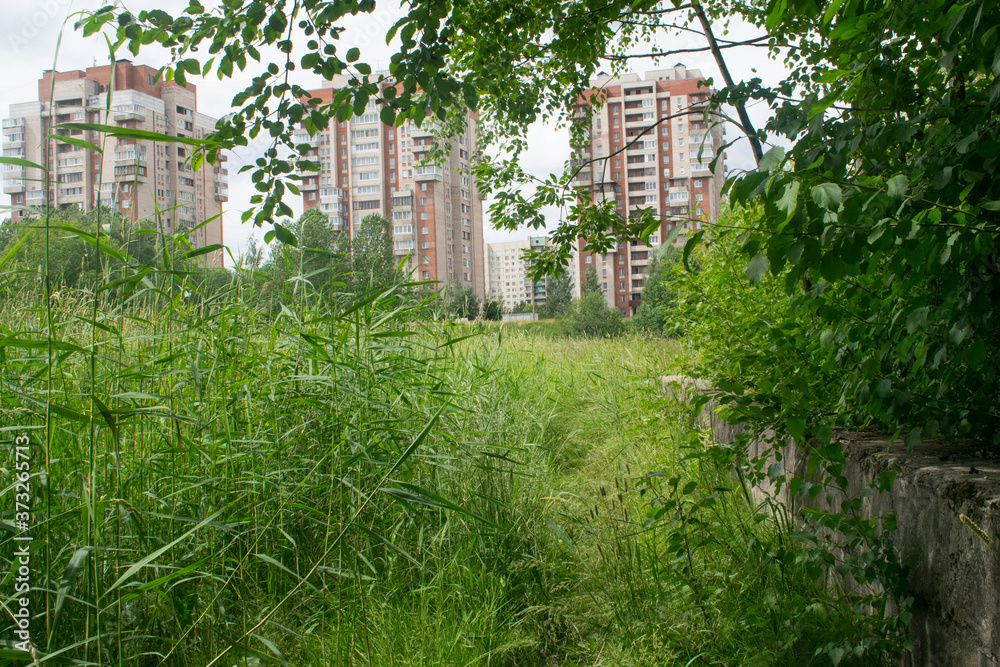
[{"x1": 486, "y1": 236, "x2": 580, "y2": 311}]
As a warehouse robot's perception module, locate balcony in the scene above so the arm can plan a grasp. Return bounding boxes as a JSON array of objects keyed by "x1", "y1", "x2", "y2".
[
  {"x1": 625, "y1": 142, "x2": 655, "y2": 155},
  {"x1": 293, "y1": 131, "x2": 318, "y2": 146},
  {"x1": 409, "y1": 121, "x2": 442, "y2": 138},
  {"x1": 668, "y1": 188, "x2": 690, "y2": 204},
  {"x1": 114, "y1": 150, "x2": 146, "y2": 165},
  {"x1": 413, "y1": 166, "x2": 442, "y2": 181},
  {"x1": 4, "y1": 168, "x2": 25, "y2": 180},
  {"x1": 3, "y1": 179, "x2": 24, "y2": 194},
  {"x1": 214, "y1": 186, "x2": 229, "y2": 202},
  {"x1": 114, "y1": 164, "x2": 147, "y2": 182},
  {"x1": 114, "y1": 108, "x2": 146, "y2": 122},
  {"x1": 624, "y1": 116, "x2": 651, "y2": 129},
  {"x1": 692, "y1": 161, "x2": 713, "y2": 174},
  {"x1": 3, "y1": 136, "x2": 25, "y2": 149}
]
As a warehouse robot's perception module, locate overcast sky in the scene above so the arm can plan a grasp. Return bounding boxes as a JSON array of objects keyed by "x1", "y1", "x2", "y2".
[{"x1": 1, "y1": 0, "x2": 786, "y2": 265}]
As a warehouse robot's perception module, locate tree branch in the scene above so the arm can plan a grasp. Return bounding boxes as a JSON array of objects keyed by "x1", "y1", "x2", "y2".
[
  {"x1": 692, "y1": 1, "x2": 763, "y2": 166},
  {"x1": 605, "y1": 36, "x2": 770, "y2": 61}
]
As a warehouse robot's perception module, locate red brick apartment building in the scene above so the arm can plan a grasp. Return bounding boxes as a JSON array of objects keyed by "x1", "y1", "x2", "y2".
[{"x1": 572, "y1": 64, "x2": 726, "y2": 316}]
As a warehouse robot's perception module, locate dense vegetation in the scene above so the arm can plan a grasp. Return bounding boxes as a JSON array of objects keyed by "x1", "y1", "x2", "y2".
[
  {"x1": 0, "y1": 229, "x2": 904, "y2": 662},
  {"x1": 77, "y1": 0, "x2": 1000, "y2": 448}
]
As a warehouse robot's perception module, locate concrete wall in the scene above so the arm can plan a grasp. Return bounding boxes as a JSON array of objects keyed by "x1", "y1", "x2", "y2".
[{"x1": 707, "y1": 409, "x2": 1000, "y2": 666}]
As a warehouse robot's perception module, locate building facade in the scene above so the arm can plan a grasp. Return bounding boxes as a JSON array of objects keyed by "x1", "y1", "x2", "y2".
[
  {"x1": 297, "y1": 74, "x2": 485, "y2": 298},
  {"x1": 571, "y1": 64, "x2": 726, "y2": 316},
  {"x1": 2, "y1": 60, "x2": 228, "y2": 265},
  {"x1": 487, "y1": 236, "x2": 581, "y2": 311}
]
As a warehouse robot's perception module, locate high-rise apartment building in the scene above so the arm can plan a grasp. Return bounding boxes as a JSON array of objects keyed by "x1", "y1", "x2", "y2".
[
  {"x1": 571, "y1": 64, "x2": 726, "y2": 316},
  {"x1": 487, "y1": 237, "x2": 581, "y2": 310},
  {"x1": 296, "y1": 74, "x2": 485, "y2": 297},
  {"x1": 3, "y1": 60, "x2": 228, "y2": 265}
]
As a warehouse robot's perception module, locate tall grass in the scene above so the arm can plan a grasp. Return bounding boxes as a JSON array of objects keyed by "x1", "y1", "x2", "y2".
[{"x1": 1, "y1": 225, "x2": 901, "y2": 665}]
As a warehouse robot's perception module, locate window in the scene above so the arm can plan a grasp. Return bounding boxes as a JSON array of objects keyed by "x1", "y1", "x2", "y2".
[
  {"x1": 694, "y1": 179, "x2": 702, "y2": 187},
  {"x1": 585, "y1": 256, "x2": 592, "y2": 264},
  {"x1": 422, "y1": 271, "x2": 430, "y2": 279},
  {"x1": 422, "y1": 255, "x2": 430, "y2": 264},
  {"x1": 420, "y1": 212, "x2": 428, "y2": 220},
  {"x1": 662, "y1": 155, "x2": 669, "y2": 163},
  {"x1": 420, "y1": 183, "x2": 427, "y2": 191},
  {"x1": 420, "y1": 197, "x2": 427, "y2": 205},
  {"x1": 421, "y1": 241, "x2": 429, "y2": 249},
  {"x1": 421, "y1": 226, "x2": 429, "y2": 234}
]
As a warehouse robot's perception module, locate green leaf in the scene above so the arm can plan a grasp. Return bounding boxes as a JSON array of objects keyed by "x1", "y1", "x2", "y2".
[
  {"x1": 933, "y1": 166, "x2": 952, "y2": 189},
  {"x1": 758, "y1": 146, "x2": 786, "y2": 172},
  {"x1": 906, "y1": 306, "x2": 929, "y2": 333},
  {"x1": 822, "y1": 0, "x2": 847, "y2": 24},
  {"x1": 271, "y1": 223, "x2": 297, "y2": 246},
  {"x1": 59, "y1": 122, "x2": 207, "y2": 147},
  {"x1": 777, "y1": 180, "x2": 799, "y2": 217},
  {"x1": 886, "y1": 174, "x2": 908, "y2": 198},
  {"x1": 786, "y1": 417, "x2": 806, "y2": 441},
  {"x1": 49, "y1": 548, "x2": 90, "y2": 650},
  {"x1": 904, "y1": 427, "x2": 922, "y2": 451},
  {"x1": 765, "y1": 0, "x2": 788, "y2": 32},
  {"x1": 346, "y1": 47, "x2": 360, "y2": 63},
  {"x1": 0, "y1": 156, "x2": 47, "y2": 171},
  {"x1": 811, "y1": 183, "x2": 842, "y2": 209},
  {"x1": 254, "y1": 553, "x2": 317, "y2": 591},
  {"x1": 380, "y1": 106, "x2": 397, "y2": 126},
  {"x1": 50, "y1": 134, "x2": 104, "y2": 153},
  {"x1": 746, "y1": 252, "x2": 768, "y2": 285},
  {"x1": 107, "y1": 510, "x2": 224, "y2": 593}
]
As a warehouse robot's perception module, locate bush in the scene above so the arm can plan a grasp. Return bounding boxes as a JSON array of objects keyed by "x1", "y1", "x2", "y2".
[{"x1": 560, "y1": 291, "x2": 625, "y2": 337}]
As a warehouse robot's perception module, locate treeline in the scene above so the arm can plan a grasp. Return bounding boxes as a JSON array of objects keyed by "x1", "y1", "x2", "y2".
[
  {"x1": 0, "y1": 207, "x2": 498, "y2": 320},
  {"x1": 510, "y1": 246, "x2": 680, "y2": 338}
]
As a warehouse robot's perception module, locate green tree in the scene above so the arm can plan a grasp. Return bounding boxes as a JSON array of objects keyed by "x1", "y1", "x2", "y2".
[
  {"x1": 447, "y1": 283, "x2": 480, "y2": 320},
  {"x1": 561, "y1": 291, "x2": 624, "y2": 338},
  {"x1": 632, "y1": 244, "x2": 680, "y2": 333},
  {"x1": 258, "y1": 208, "x2": 350, "y2": 311},
  {"x1": 581, "y1": 267, "x2": 602, "y2": 296},
  {"x1": 540, "y1": 272, "x2": 572, "y2": 318},
  {"x1": 481, "y1": 296, "x2": 503, "y2": 321},
  {"x1": 350, "y1": 213, "x2": 397, "y2": 293},
  {"x1": 0, "y1": 207, "x2": 154, "y2": 291}
]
